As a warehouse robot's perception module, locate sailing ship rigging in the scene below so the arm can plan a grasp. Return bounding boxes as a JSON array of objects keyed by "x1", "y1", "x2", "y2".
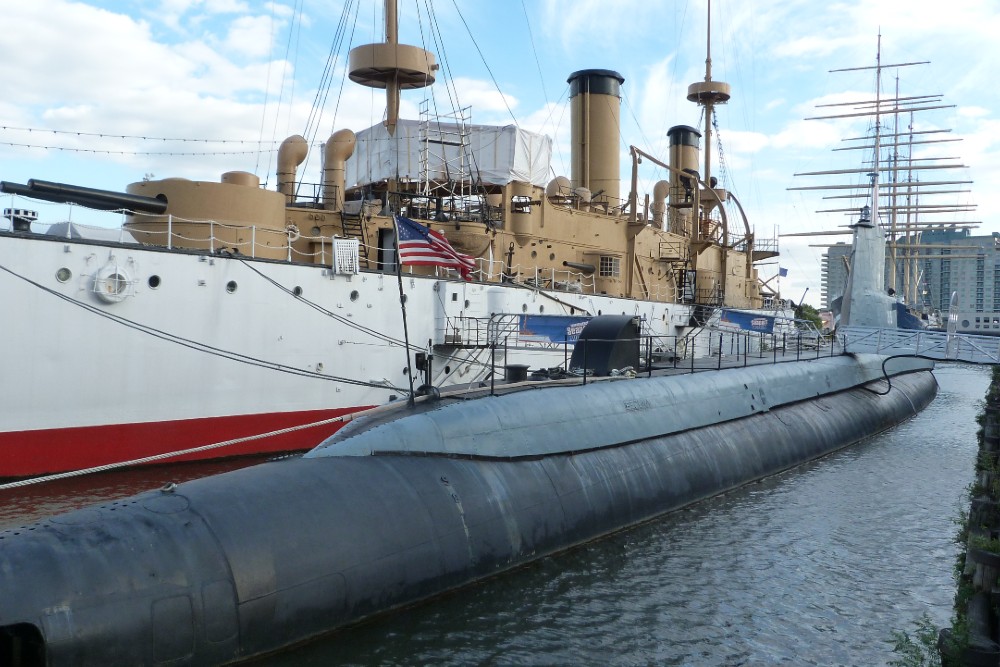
[{"x1": 789, "y1": 36, "x2": 979, "y2": 329}]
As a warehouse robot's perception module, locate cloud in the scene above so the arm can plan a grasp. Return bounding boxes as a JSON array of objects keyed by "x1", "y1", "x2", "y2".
[{"x1": 220, "y1": 15, "x2": 280, "y2": 58}]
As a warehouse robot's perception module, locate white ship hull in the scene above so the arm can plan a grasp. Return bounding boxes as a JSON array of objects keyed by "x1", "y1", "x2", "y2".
[{"x1": 1, "y1": 231, "x2": 694, "y2": 477}]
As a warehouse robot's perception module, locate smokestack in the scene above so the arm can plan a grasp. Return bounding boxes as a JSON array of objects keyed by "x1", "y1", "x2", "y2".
[
  {"x1": 667, "y1": 125, "x2": 702, "y2": 236},
  {"x1": 567, "y1": 69, "x2": 624, "y2": 203}
]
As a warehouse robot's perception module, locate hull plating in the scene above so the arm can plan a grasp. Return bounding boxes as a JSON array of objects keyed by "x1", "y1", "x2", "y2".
[{"x1": 0, "y1": 407, "x2": 367, "y2": 478}]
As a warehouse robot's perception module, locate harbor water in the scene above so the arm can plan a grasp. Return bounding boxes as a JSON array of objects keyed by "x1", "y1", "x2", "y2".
[{"x1": 0, "y1": 363, "x2": 987, "y2": 665}]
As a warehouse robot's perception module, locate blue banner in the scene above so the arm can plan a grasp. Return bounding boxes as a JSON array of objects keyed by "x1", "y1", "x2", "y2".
[
  {"x1": 720, "y1": 309, "x2": 775, "y2": 333},
  {"x1": 517, "y1": 315, "x2": 591, "y2": 343}
]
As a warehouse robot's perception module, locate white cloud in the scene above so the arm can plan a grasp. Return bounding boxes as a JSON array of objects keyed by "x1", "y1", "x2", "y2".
[{"x1": 220, "y1": 15, "x2": 279, "y2": 58}]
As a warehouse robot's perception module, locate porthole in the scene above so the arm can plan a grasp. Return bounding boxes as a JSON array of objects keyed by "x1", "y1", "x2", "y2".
[
  {"x1": 531, "y1": 251, "x2": 537, "y2": 259},
  {"x1": 522, "y1": 303, "x2": 528, "y2": 313},
  {"x1": 444, "y1": 365, "x2": 451, "y2": 373},
  {"x1": 549, "y1": 253, "x2": 555, "y2": 261},
  {"x1": 540, "y1": 305, "x2": 545, "y2": 313},
  {"x1": 962, "y1": 319, "x2": 971, "y2": 328},
  {"x1": 293, "y1": 286, "x2": 303, "y2": 297},
  {"x1": 226, "y1": 281, "x2": 238, "y2": 294},
  {"x1": 350, "y1": 290, "x2": 359, "y2": 301},
  {"x1": 311, "y1": 226, "x2": 321, "y2": 236},
  {"x1": 148, "y1": 275, "x2": 161, "y2": 289},
  {"x1": 55, "y1": 267, "x2": 72, "y2": 282},
  {"x1": 464, "y1": 300, "x2": 470, "y2": 308}
]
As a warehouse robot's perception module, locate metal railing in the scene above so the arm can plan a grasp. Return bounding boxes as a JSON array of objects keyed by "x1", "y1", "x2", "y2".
[
  {"x1": 840, "y1": 325, "x2": 1000, "y2": 364},
  {"x1": 479, "y1": 325, "x2": 847, "y2": 394}
]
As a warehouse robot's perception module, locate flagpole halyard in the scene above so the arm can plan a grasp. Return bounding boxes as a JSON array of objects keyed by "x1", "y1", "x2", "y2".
[{"x1": 393, "y1": 213, "x2": 418, "y2": 406}]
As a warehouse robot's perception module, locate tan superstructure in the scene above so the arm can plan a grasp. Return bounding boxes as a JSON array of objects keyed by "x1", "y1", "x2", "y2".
[{"x1": 120, "y1": 1, "x2": 777, "y2": 311}]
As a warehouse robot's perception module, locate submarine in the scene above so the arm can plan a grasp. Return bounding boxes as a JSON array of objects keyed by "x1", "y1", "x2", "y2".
[{"x1": 0, "y1": 317, "x2": 937, "y2": 666}]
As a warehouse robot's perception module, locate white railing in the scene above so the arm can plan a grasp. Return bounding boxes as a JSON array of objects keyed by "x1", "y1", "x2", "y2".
[{"x1": 840, "y1": 325, "x2": 1000, "y2": 364}]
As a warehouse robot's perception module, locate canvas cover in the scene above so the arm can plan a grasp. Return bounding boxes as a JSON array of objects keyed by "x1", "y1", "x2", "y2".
[{"x1": 345, "y1": 119, "x2": 552, "y2": 188}]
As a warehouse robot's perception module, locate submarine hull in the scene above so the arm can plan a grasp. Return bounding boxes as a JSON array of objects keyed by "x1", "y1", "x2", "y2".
[{"x1": 0, "y1": 369, "x2": 936, "y2": 665}]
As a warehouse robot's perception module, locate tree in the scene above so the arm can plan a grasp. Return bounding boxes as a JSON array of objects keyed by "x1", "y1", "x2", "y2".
[{"x1": 795, "y1": 303, "x2": 823, "y2": 330}]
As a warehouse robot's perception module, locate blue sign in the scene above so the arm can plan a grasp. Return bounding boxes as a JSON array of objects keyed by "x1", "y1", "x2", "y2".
[
  {"x1": 517, "y1": 315, "x2": 591, "y2": 343},
  {"x1": 720, "y1": 309, "x2": 775, "y2": 333}
]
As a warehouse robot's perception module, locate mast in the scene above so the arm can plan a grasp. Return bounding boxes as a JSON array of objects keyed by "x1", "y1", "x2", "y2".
[
  {"x1": 348, "y1": 0, "x2": 437, "y2": 136},
  {"x1": 686, "y1": 0, "x2": 731, "y2": 193},
  {"x1": 792, "y1": 41, "x2": 976, "y2": 322},
  {"x1": 683, "y1": 0, "x2": 733, "y2": 305}
]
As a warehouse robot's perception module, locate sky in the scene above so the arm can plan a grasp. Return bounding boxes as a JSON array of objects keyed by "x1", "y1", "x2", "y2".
[{"x1": 2, "y1": 0, "x2": 999, "y2": 308}]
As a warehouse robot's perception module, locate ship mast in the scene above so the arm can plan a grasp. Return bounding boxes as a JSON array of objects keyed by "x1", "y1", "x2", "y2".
[
  {"x1": 791, "y1": 40, "x2": 977, "y2": 321},
  {"x1": 348, "y1": 0, "x2": 437, "y2": 136},
  {"x1": 686, "y1": 0, "x2": 731, "y2": 193}
]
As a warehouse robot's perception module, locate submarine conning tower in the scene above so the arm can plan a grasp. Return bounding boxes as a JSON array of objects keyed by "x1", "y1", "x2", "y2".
[{"x1": 568, "y1": 69, "x2": 624, "y2": 205}]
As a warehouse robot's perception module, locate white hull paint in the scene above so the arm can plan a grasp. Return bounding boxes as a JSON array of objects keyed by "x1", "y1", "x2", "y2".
[{"x1": 1, "y1": 231, "x2": 696, "y2": 474}]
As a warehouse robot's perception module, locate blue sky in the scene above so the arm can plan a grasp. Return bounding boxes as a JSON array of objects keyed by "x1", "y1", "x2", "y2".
[{"x1": 2, "y1": 0, "x2": 998, "y2": 307}]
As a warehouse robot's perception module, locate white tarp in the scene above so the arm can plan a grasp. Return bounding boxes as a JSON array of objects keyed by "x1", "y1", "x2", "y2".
[{"x1": 345, "y1": 119, "x2": 552, "y2": 188}]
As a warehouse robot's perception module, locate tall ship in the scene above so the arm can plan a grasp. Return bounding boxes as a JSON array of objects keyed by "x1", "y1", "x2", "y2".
[
  {"x1": 789, "y1": 39, "x2": 980, "y2": 331},
  {"x1": 0, "y1": 1, "x2": 785, "y2": 478}
]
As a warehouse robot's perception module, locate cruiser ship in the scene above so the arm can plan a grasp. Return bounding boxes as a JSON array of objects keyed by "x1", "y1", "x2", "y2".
[{"x1": 0, "y1": 1, "x2": 785, "y2": 478}]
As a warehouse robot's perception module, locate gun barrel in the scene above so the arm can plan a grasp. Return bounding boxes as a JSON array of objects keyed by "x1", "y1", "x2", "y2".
[
  {"x1": 1, "y1": 179, "x2": 167, "y2": 214},
  {"x1": 562, "y1": 260, "x2": 596, "y2": 274}
]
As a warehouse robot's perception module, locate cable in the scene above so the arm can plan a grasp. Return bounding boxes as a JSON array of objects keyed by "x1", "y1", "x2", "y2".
[
  {"x1": 0, "y1": 125, "x2": 280, "y2": 144},
  {"x1": 0, "y1": 142, "x2": 273, "y2": 156},
  {"x1": 0, "y1": 261, "x2": 406, "y2": 392},
  {"x1": 238, "y1": 259, "x2": 412, "y2": 349}
]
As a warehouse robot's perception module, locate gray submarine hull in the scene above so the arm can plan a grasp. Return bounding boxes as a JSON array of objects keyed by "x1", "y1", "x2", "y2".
[{"x1": 0, "y1": 360, "x2": 936, "y2": 665}]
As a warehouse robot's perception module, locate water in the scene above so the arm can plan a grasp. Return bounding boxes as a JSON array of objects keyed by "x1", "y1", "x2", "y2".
[{"x1": 0, "y1": 364, "x2": 987, "y2": 665}]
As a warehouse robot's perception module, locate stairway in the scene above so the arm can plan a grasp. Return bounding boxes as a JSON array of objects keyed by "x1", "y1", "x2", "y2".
[{"x1": 340, "y1": 214, "x2": 370, "y2": 269}]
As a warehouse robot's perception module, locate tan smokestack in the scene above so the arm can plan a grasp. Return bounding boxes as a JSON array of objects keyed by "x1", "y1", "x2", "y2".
[
  {"x1": 277, "y1": 135, "x2": 308, "y2": 203},
  {"x1": 323, "y1": 129, "x2": 357, "y2": 212},
  {"x1": 568, "y1": 69, "x2": 624, "y2": 203},
  {"x1": 667, "y1": 125, "x2": 701, "y2": 236}
]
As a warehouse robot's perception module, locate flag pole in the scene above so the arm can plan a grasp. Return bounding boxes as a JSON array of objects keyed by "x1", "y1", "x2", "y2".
[{"x1": 392, "y1": 213, "x2": 417, "y2": 406}]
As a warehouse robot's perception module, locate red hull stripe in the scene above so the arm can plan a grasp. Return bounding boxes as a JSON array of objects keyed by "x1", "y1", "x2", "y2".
[{"x1": 0, "y1": 407, "x2": 371, "y2": 478}]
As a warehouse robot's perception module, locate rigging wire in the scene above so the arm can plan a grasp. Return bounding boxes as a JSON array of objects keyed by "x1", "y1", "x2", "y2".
[
  {"x1": 447, "y1": 0, "x2": 519, "y2": 127},
  {"x1": 327, "y1": 1, "x2": 362, "y2": 138},
  {"x1": 299, "y1": 0, "x2": 358, "y2": 187},
  {"x1": 415, "y1": 0, "x2": 490, "y2": 203},
  {"x1": 0, "y1": 126, "x2": 280, "y2": 144},
  {"x1": 255, "y1": 0, "x2": 283, "y2": 178},
  {"x1": 0, "y1": 142, "x2": 271, "y2": 157},
  {"x1": 519, "y1": 0, "x2": 549, "y2": 108},
  {"x1": 237, "y1": 259, "x2": 411, "y2": 349},
  {"x1": 0, "y1": 260, "x2": 406, "y2": 392}
]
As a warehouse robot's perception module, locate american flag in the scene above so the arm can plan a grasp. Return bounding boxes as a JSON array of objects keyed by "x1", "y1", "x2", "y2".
[{"x1": 394, "y1": 214, "x2": 475, "y2": 281}]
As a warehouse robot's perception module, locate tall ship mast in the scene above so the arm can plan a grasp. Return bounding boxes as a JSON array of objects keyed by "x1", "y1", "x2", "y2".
[{"x1": 789, "y1": 37, "x2": 978, "y2": 329}]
